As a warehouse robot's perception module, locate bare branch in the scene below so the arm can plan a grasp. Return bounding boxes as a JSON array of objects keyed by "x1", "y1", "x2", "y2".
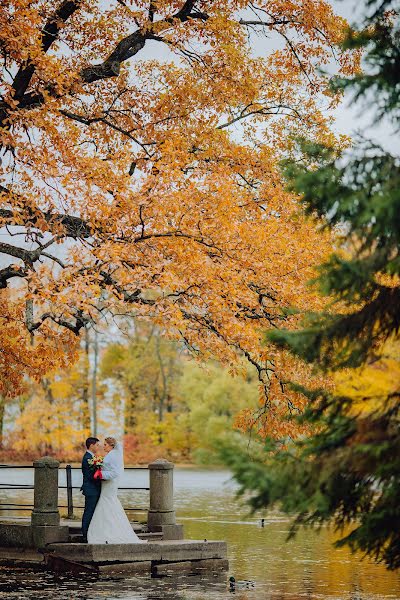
[
  {"x1": 239, "y1": 18, "x2": 295, "y2": 27},
  {"x1": 60, "y1": 110, "x2": 155, "y2": 156},
  {"x1": 133, "y1": 230, "x2": 222, "y2": 252},
  {"x1": 40, "y1": 252, "x2": 66, "y2": 268}
]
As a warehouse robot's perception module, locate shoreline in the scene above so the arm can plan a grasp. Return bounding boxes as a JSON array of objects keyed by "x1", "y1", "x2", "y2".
[{"x1": 0, "y1": 461, "x2": 226, "y2": 470}]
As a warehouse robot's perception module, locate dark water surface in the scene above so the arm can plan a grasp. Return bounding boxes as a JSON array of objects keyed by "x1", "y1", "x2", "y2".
[{"x1": 1, "y1": 467, "x2": 399, "y2": 599}]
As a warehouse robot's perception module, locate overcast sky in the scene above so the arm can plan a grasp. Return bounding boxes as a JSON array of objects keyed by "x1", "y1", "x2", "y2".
[{"x1": 327, "y1": 0, "x2": 394, "y2": 149}]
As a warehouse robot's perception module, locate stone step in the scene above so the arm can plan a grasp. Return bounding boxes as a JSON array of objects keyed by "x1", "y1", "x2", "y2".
[
  {"x1": 67, "y1": 521, "x2": 147, "y2": 533},
  {"x1": 0, "y1": 547, "x2": 44, "y2": 565},
  {"x1": 45, "y1": 540, "x2": 228, "y2": 565},
  {"x1": 44, "y1": 553, "x2": 229, "y2": 578},
  {"x1": 69, "y1": 531, "x2": 163, "y2": 543},
  {"x1": 152, "y1": 558, "x2": 229, "y2": 576},
  {"x1": 0, "y1": 516, "x2": 147, "y2": 531}
]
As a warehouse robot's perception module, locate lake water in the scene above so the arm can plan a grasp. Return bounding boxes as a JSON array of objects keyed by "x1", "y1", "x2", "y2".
[{"x1": 1, "y1": 467, "x2": 400, "y2": 599}]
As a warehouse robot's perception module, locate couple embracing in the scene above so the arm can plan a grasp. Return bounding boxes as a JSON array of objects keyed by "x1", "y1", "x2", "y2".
[{"x1": 81, "y1": 436, "x2": 146, "y2": 544}]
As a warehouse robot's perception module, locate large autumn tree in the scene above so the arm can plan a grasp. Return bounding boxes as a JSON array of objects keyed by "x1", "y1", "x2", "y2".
[{"x1": 1, "y1": 1, "x2": 358, "y2": 415}]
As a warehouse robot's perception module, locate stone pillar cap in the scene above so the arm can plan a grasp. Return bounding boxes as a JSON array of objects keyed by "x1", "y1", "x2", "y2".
[
  {"x1": 148, "y1": 458, "x2": 174, "y2": 470},
  {"x1": 33, "y1": 456, "x2": 60, "y2": 468}
]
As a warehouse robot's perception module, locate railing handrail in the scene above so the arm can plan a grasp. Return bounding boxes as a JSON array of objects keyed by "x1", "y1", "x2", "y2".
[
  {"x1": 0, "y1": 465, "x2": 33, "y2": 468},
  {"x1": 0, "y1": 460, "x2": 178, "y2": 525},
  {"x1": 59, "y1": 486, "x2": 149, "y2": 490},
  {"x1": 0, "y1": 463, "x2": 151, "y2": 519},
  {"x1": 0, "y1": 485, "x2": 148, "y2": 490},
  {"x1": 0, "y1": 464, "x2": 149, "y2": 470},
  {"x1": 0, "y1": 503, "x2": 147, "y2": 511},
  {"x1": 0, "y1": 484, "x2": 34, "y2": 488}
]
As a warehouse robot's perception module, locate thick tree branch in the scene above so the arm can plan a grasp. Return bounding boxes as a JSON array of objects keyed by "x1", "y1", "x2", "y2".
[
  {"x1": 0, "y1": 236, "x2": 62, "y2": 275},
  {"x1": 80, "y1": 2, "x2": 208, "y2": 83},
  {"x1": 0, "y1": 265, "x2": 28, "y2": 288},
  {"x1": 80, "y1": 30, "x2": 147, "y2": 83},
  {"x1": 7, "y1": 1, "x2": 209, "y2": 115},
  {"x1": 28, "y1": 310, "x2": 89, "y2": 335},
  {"x1": 0, "y1": 186, "x2": 92, "y2": 238},
  {"x1": 12, "y1": 1, "x2": 82, "y2": 100},
  {"x1": 0, "y1": 241, "x2": 36, "y2": 265}
]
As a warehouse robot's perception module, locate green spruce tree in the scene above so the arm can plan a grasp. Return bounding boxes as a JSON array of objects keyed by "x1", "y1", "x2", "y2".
[{"x1": 223, "y1": 0, "x2": 400, "y2": 570}]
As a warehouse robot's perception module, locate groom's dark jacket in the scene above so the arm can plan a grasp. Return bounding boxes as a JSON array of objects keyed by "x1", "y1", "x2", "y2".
[{"x1": 81, "y1": 451, "x2": 101, "y2": 497}]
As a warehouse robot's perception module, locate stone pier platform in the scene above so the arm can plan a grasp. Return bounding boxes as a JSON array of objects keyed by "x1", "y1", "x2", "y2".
[
  {"x1": 43, "y1": 540, "x2": 228, "y2": 577},
  {"x1": 0, "y1": 457, "x2": 229, "y2": 577}
]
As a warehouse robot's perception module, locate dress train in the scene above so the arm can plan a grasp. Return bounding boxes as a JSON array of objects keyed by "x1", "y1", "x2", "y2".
[{"x1": 87, "y1": 478, "x2": 146, "y2": 544}]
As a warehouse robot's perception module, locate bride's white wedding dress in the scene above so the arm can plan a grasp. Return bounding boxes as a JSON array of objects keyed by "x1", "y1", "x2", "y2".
[{"x1": 87, "y1": 442, "x2": 146, "y2": 544}]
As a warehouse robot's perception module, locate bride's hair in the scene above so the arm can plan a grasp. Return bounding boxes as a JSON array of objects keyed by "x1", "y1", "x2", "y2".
[{"x1": 104, "y1": 436, "x2": 117, "y2": 448}]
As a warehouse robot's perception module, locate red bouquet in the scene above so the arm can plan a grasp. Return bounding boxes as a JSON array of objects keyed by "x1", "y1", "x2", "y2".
[{"x1": 88, "y1": 455, "x2": 104, "y2": 480}]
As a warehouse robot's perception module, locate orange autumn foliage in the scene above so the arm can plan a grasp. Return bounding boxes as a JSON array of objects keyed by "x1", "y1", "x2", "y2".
[
  {"x1": 0, "y1": 1, "x2": 360, "y2": 434},
  {"x1": 0, "y1": 289, "x2": 78, "y2": 398}
]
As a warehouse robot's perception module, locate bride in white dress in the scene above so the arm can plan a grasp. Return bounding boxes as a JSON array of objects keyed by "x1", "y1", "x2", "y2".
[{"x1": 87, "y1": 437, "x2": 146, "y2": 544}]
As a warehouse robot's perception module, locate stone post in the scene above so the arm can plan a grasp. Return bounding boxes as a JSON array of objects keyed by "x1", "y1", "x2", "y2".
[
  {"x1": 30, "y1": 456, "x2": 68, "y2": 547},
  {"x1": 31, "y1": 456, "x2": 60, "y2": 526},
  {"x1": 147, "y1": 458, "x2": 183, "y2": 540}
]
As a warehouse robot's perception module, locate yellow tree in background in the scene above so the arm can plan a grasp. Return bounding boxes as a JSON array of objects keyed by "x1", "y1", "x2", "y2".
[
  {"x1": 11, "y1": 347, "x2": 107, "y2": 457},
  {"x1": 335, "y1": 338, "x2": 400, "y2": 417},
  {"x1": 1, "y1": 1, "x2": 359, "y2": 433}
]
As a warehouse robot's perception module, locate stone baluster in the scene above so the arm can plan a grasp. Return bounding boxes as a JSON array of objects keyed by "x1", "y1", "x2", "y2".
[
  {"x1": 31, "y1": 456, "x2": 60, "y2": 526},
  {"x1": 30, "y1": 456, "x2": 68, "y2": 547},
  {"x1": 147, "y1": 458, "x2": 183, "y2": 540}
]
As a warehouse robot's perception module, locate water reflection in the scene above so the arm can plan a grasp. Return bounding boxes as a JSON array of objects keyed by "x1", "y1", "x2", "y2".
[
  {"x1": 0, "y1": 567, "x2": 229, "y2": 600},
  {"x1": 0, "y1": 468, "x2": 400, "y2": 599},
  {"x1": 2, "y1": 567, "x2": 398, "y2": 600}
]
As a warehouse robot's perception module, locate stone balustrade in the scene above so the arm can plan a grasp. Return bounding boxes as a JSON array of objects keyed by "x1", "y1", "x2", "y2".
[{"x1": 0, "y1": 456, "x2": 183, "y2": 548}]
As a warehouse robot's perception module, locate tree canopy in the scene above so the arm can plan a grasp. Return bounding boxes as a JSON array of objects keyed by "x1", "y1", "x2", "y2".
[{"x1": 1, "y1": 1, "x2": 358, "y2": 412}]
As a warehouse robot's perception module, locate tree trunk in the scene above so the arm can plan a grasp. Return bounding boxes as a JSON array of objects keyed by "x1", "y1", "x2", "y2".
[
  {"x1": 40, "y1": 378, "x2": 54, "y2": 454},
  {"x1": 91, "y1": 328, "x2": 99, "y2": 436},
  {"x1": 0, "y1": 396, "x2": 5, "y2": 448},
  {"x1": 81, "y1": 326, "x2": 91, "y2": 431},
  {"x1": 41, "y1": 377, "x2": 55, "y2": 404},
  {"x1": 124, "y1": 384, "x2": 138, "y2": 434},
  {"x1": 166, "y1": 393, "x2": 173, "y2": 413},
  {"x1": 155, "y1": 337, "x2": 167, "y2": 423}
]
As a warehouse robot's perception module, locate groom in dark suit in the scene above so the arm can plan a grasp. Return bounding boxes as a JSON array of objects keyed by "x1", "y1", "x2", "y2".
[{"x1": 81, "y1": 436, "x2": 101, "y2": 543}]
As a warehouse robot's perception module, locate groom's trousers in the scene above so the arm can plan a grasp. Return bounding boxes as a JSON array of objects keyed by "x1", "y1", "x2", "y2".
[{"x1": 82, "y1": 493, "x2": 100, "y2": 542}]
